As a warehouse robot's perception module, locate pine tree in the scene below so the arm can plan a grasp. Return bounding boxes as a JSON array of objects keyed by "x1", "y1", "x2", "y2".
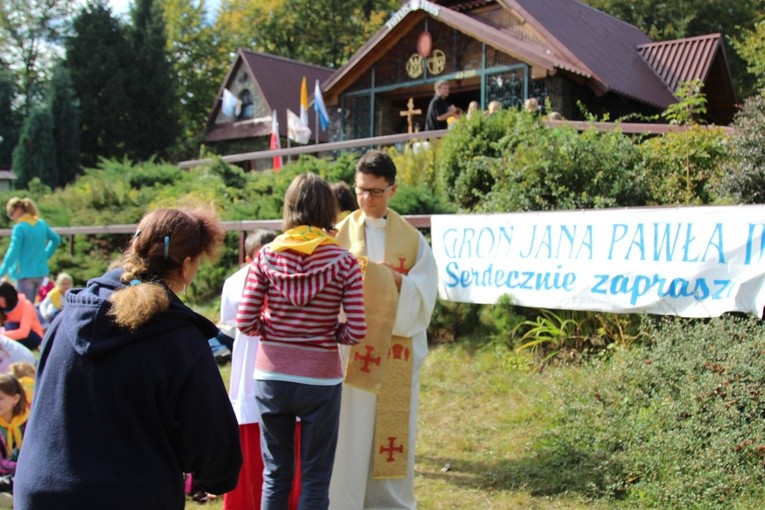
[
  {"x1": 0, "y1": 71, "x2": 20, "y2": 169},
  {"x1": 48, "y1": 64, "x2": 81, "y2": 187},
  {"x1": 65, "y1": 1, "x2": 132, "y2": 167},
  {"x1": 12, "y1": 108, "x2": 56, "y2": 188},
  {"x1": 126, "y1": 0, "x2": 180, "y2": 161}
]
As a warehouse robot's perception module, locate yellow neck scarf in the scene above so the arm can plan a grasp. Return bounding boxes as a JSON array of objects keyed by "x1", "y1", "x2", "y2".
[
  {"x1": 17, "y1": 213, "x2": 38, "y2": 226},
  {"x1": 269, "y1": 225, "x2": 338, "y2": 255},
  {"x1": 0, "y1": 407, "x2": 29, "y2": 452}
]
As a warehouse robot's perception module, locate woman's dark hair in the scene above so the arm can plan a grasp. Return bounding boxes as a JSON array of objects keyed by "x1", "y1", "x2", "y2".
[
  {"x1": 109, "y1": 207, "x2": 225, "y2": 331},
  {"x1": 282, "y1": 173, "x2": 337, "y2": 231},
  {"x1": 0, "y1": 374, "x2": 28, "y2": 417},
  {"x1": 0, "y1": 282, "x2": 19, "y2": 311},
  {"x1": 331, "y1": 181, "x2": 357, "y2": 213}
]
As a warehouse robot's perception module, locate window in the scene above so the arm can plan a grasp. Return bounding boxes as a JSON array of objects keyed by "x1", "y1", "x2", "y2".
[{"x1": 238, "y1": 90, "x2": 254, "y2": 120}]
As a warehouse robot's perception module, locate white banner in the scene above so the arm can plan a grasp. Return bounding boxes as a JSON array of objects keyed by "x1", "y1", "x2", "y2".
[{"x1": 431, "y1": 206, "x2": 765, "y2": 318}]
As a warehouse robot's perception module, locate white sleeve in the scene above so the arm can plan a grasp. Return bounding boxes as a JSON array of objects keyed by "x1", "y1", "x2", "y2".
[
  {"x1": 40, "y1": 297, "x2": 57, "y2": 322},
  {"x1": 392, "y1": 233, "x2": 438, "y2": 338},
  {"x1": 220, "y1": 266, "x2": 248, "y2": 325}
]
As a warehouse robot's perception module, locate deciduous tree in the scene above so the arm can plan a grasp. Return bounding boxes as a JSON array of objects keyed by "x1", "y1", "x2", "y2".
[
  {"x1": 216, "y1": 0, "x2": 397, "y2": 68},
  {"x1": 732, "y1": 20, "x2": 765, "y2": 94},
  {"x1": 161, "y1": 0, "x2": 231, "y2": 154},
  {"x1": 0, "y1": 0, "x2": 72, "y2": 116},
  {"x1": 582, "y1": 0, "x2": 764, "y2": 99}
]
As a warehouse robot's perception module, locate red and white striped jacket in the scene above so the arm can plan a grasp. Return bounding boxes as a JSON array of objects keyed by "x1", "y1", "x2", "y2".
[{"x1": 235, "y1": 243, "x2": 366, "y2": 381}]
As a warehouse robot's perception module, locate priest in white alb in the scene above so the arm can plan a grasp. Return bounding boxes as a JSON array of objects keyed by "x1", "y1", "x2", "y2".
[{"x1": 329, "y1": 150, "x2": 438, "y2": 509}]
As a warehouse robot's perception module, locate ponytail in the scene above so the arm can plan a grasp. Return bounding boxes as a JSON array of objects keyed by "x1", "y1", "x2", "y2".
[{"x1": 108, "y1": 207, "x2": 224, "y2": 331}]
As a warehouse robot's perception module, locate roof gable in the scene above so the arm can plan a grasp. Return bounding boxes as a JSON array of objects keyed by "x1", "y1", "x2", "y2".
[
  {"x1": 323, "y1": 0, "x2": 684, "y2": 109},
  {"x1": 206, "y1": 49, "x2": 333, "y2": 142},
  {"x1": 323, "y1": 0, "x2": 592, "y2": 103},
  {"x1": 638, "y1": 34, "x2": 722, "y2": 91},
  {"x1": 638, "y1": 33, "x2": 737, "y2": 124}
]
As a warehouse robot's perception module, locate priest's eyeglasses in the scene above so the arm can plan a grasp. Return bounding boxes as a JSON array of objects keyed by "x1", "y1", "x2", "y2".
[{"x1": 355, "y1": 185, "x2": 392, "y2": 198}]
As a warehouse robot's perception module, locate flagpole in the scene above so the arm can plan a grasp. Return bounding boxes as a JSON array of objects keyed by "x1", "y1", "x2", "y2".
[
  {"x1": 315, "y1": 109, "x2": 319, "y2": 145},
  {"x1": 286, "y1": 110, "x2": 291, "y2": 162}
]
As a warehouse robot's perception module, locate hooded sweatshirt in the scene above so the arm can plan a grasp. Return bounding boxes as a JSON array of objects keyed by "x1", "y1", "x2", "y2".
[
  {"x1": 13, "y1": 269, "x2": 242, "y2": 510},
  {"x1": 236, "y1": 235, "x2": 366, "y2": 384}
]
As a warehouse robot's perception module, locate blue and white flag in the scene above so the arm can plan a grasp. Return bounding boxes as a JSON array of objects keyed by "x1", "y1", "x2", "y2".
[{"x1": 314, "y1": 80, "x2": 330, "y2": 130}]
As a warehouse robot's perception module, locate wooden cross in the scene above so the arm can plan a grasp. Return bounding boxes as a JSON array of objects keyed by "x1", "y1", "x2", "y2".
[{"x1": 399, "y1": 97, "x2": 422, "y2": 134}]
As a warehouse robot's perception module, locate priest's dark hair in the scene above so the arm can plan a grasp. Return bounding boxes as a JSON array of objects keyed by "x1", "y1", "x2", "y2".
[{"x1": 356, "y1": 150, "x2": 397, "y2": 185}]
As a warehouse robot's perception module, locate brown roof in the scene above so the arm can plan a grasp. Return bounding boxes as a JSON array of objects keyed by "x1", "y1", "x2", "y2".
[
  {"x1": 506, "y1": 0, "x2": 677, "y2": 108},
  {"x1": 205, "y1": 119, "x2": 273, "y2": 143},
  {"x1": 637, "y1": 34, "x2": 722, "y2": 92},
  {"x1": 323, "y1": 0, "x2": 733, "y2": 112},
  {"x1": 322, "y1": 2, "x2": 591, "y2": 103},
  {"x1": 206, "y1": 50, "x2": 333, "y2": 142},
  {"x1": 638, "y1": 33, "x2": 736, "y2": 123}
]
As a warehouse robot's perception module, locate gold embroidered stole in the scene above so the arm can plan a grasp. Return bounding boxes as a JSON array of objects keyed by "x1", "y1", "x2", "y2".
[{"x1": 336, "y1": 209, "x2": 419, "y2": 479}]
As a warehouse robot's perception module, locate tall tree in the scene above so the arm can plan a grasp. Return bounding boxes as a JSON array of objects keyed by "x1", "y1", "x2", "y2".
[
  {"x1": 65, "y1": 1, "x2": 132, "y2": 167},
  {"x1": 12, "y1": 108, "x2": 57, "y2": 188},
  {"x1": 215, "y1": 0, "x2": 282, "y2": 53},
  {"x1": 582, "y1": 0, "x2": 764, "y2": 99},
  {"x1": 0, "y1": 71, "x2": 20, "y2": 169},
  {"x1": 0, "y1": 0, "x2": 73, "y2": 116},
  {"x1": 216, "y1": 0, "x2": 397, "y2": 68},
  {"x1": 126, "y1": 0, "x2": 180, "y2": 161},
  {"x1": 733, "y1": 20, "x2": 765, "y2": 94},
  {"x1": 161, "y1": 0, "x2": 230, "y2": 153},
  {"x1": 48, "y1": 64, "x2": 81, "y2": 187}
]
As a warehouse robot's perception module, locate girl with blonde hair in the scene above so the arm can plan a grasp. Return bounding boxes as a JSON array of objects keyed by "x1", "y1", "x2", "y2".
[{"x1": 0, "y1": 198, "x2": 61, "y2": 302}]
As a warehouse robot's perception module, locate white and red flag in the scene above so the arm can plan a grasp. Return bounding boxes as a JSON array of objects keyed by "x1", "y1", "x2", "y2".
[{"x1": 270, "y1": 110, "x2": 282, "y2": 171}]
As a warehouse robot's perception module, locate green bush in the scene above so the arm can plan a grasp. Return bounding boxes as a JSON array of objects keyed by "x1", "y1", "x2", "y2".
[
  {"x1": 484, "y1": 124, "x2": 648, "y2": 212},
  {"x1": 640, "y1": 126, "x2": 731, "y2": 205},
  {"x1": 720, "y1": 94, "x2": 765, "y2": 203},
  {"x1": 535, "y1": 314, "x2": 765, "y2": 508},
  {"x1": 437, "y1": 109, "x2": 532, "y2": 210},
  {"x1": 437, "y1": 110, "x2": 650, "y2": 212}
]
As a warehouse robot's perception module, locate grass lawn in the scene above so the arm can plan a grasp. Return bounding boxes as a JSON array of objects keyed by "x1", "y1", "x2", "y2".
[{"x1": 186, "y1": 342, "x2": 610, "y2": 509}]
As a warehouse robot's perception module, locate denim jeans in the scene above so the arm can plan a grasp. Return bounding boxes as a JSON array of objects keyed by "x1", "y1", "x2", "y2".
[
  {"x1": 255, "y1": 380, "x2": 341, "y2": 510},
  {"x1": 16, "y1": 278, "x2": 43, "y2": 303},
  {"x1": 4, "y1": 321, "x2": 41, "y2": 350}
]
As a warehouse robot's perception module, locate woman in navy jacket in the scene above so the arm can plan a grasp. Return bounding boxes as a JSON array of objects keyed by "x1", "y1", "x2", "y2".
[{"x1": 13, "y1": 207, "x2": 242, "y2": 510}]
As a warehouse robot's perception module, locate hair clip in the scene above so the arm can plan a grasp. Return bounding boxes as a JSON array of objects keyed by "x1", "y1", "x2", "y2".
[
  {"x1": 163, "y1": 235, "x2": 170, "y2": 260},
  {"x1": 134, "y1": 228, "x2": 141, "y2": 238},
  {"x1": 130, "y1": 279, "x2": 141, "y2": 286}
]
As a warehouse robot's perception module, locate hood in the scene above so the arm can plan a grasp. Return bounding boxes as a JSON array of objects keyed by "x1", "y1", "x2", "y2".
[
  {"x1": 57, "y1": 268, "x2": 217, "y2": 359},
  {"x1": 259, "y1": 245, "x2": 348, "y2": 307}
]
